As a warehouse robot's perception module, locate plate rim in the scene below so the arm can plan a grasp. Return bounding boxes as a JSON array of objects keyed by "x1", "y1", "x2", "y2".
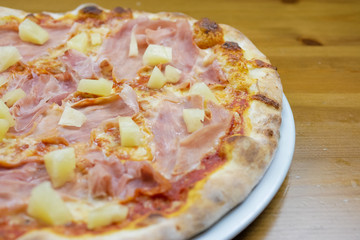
[{"x1": 195, "y1": 94, "x2": 296, "y2": 240}]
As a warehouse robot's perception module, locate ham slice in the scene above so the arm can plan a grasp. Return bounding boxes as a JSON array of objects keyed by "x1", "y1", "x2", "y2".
[
  {"x1": 60, "y1": 49, "x2": 100, "y2": 80},
  {"x1": 9, "y1": 73, "x2": 77, "y2": 135},
  {"x1": 173, "y1": 103, "x2": 232, "y2": 174},
  {"x1": 198, "y1": 60, "x2": 227, "y2": 85},
  {"x1": 0, "y1": 26, "x2": 71, "y2": 62},
  {"x1": 151, "y1": 97, "x2": 232, "y2": 178},
  {"x1": 60, "y1": 148, "x2": 170, "y2": 201},
  {"x1": 87, "y1": 152, "x2": 170, "y2": 201},
  {"x1": 119, "y1": 84, "x2": 139, "y2": 113},
  {"x1": 98, "y1": 18, "x2": 146, "y2": 81},
  {"x1": 99, "y1": 18, "x2": 199, "y2": 82}
]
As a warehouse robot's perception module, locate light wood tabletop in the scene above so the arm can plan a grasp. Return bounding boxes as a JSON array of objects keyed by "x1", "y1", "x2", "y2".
[{"x1": 1, "y1": 0, "x2": 360, "y2": 239}]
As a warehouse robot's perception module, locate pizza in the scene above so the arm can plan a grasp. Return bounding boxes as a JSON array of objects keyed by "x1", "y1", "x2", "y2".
[{"x1": 0, "y1": 4, "x2": 283, "y2": 240}]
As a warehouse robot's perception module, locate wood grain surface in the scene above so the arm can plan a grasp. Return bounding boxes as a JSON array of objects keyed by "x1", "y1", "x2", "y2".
[{"x1": 1, "y1": 0, "x2": 359, "y2": 239}]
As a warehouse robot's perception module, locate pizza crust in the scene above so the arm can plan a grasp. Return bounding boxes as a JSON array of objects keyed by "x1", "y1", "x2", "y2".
[{"x1": 1, "y1": 4, "x2": 282, "y2": 240}]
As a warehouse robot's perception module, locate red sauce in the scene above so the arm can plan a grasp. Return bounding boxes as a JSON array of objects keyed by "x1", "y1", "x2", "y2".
[
  {"x1": 227, "y1": 90, "x2": 248, "y2": 135},
  {"x1": 0, "y1": 222, "x2": 36, "y2": 240}
]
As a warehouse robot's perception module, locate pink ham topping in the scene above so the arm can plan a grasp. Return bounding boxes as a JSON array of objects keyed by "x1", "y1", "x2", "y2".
[
  {"x1": 9, "y1": 73, "x2": 77, "y2": 135},
  {"x1": 60, "y1": 49, "x2": 100, "y2": 80},
  {"x1": 99, "y1": 17, "x2": 199, "y2": 81},
  {"x1": 198, "y1": 60, "x2": 227, "y2": 85},
  {"x1": 87, "y1": 154, "x2": 170, "y2": 201},
  {"x1": 151, "y1": 96, "x2": 232, "y2": 178}
]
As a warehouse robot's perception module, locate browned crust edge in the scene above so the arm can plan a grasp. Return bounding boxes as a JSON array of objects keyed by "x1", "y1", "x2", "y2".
[{"x1": 0, "y1": 4, "x2": 282, "y2": 240}]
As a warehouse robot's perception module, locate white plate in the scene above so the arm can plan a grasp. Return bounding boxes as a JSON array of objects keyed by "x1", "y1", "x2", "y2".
[{"x1": 195, "y1": 94, "x2": 295, "y2": 240}]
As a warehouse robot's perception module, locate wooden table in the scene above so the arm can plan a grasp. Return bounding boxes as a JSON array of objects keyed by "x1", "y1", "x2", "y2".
[{"x1": 1, "y1": 0, "x2": 360, "y2": 239}]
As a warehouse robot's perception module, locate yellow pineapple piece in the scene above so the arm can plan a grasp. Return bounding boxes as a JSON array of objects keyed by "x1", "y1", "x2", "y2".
[
  {"x1": 129, "y1": 28, "x2": 138, "y2": 57},
  {"x1": 0, "y1": 46, "x2": 21, "y2": 73},
  {"x1": 0, "y1": 100, "x2": 15, "y2": 127},
  {"x1": 118, "y1": 117, "x2": 142, "y2": 147},
  {"x1": 87, "y1": 204, "x2": 128, "y2": 229},
  {"x1": 90, "y1": 32, "x2": 102, "y2": 46},
  {"x1": 2, "y1": 88, "x2": 26, "y2": 107},
  {"x1": 147, "y1": 66, "x2": 166, "y2": 89},
  {"x1": 188, "y1": 82, "x2": 219, "y2": 104},
  {"x1": 67, "y1": 32, "x2": 88, "y2": 53},
  {"x1": 27, "y1": 182, "x2": 72, "y2": 225},
  {"x1": 58, "y1": 106, "x2": 87, "y2": 127},
  {"x1": 0, "y1": 76, "x2": 8, "y2": 87},
  {"x1": 143, "y1": 44, "x2": 172, "y2": 66},
  {"x1": 44, "y1": 148, "x2": 76, "y2": 188},
  {"x1": 183, "y1": 108, "x2": 205, "y2": 133},
  {"x1": 77, "y1": 78, "x2": 113, "y2": 97},
  {"x1": 18, "y1": 19, "x2": 49, "y2": 45},
  {"x1": 165, "y1": 65, "x2": 181, "y2": 83},
  {"x1": 0, "y1": 119, "x2": 9, "y2": 141}
]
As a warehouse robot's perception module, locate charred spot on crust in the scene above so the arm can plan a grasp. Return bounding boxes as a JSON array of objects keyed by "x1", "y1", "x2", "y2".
[
  {"x1": 25, "y1": 13, "x2": 36, "y2": 18},
  {"x1": 216, "y1": 41, "x2": 243, "y2": 57},
  {"x1": 106, "y1": 7, "x2": 133, "y2": 20},
  {"x1": 264, "y1": 129, "x2": 274, "y2": 137},
  {"x1": 112, "y1": 7, "x2": 133, "y2": 18},
  {"x1": 198, "y1": 18, "x2": 220, "y2": 33},
  {"x1": 252, "y1": 94, "x2": 280, "y2": 109},
  {"x1": 254, "y1": 59, "x2": 277, "y2": 70},
  {"x1": 222, "y1": 41, "x2": 242, "y2": 51},
  {"x1": 80, "y1": 5, "x2": 103, "y2": 16},
  {"x1": 193, "y1": 18, "x2": 224, "y2": 49},
  {"x1": 77, "y1": 5, "x2": 103, "y2": 21},
  {"x1": 215, "y1": 41, "x2": 244, "y2": 63}
]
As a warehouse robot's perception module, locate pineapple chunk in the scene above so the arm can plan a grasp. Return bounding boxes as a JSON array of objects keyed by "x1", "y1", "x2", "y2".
[
  {"x1": 0, "y1": 100, "x2": 15, "y2": 127},
  {"x1": 90, "y1": 32, "x2": 102, "y2": 46},
  {"x1": 0, "y1": 46, "x2": 21, "y2": 73},
  {"x1": 58, "y1": 106, "x2": 87, "y2": 127},
  {"x1": 67, "y1": 32, "x2": 88, "y2": 53},
  {"x1": 77, "y1": 78, "x2": 113, "y2": 97},
  {"x1": 0, "y1": 119, "x2": 9, "y2": 141},
  {"x1": 188, "y1": 82, "x2": 219, "y2": 104},
  {"x1": 183, "y1": 108, "x2": 205, "y2": 133},
  {"x1": 87, "y1": 204, "x2": 128, "y2": 229},
  {"x1": 165, "y1": 65, "x2": 182, "y2": 83},
  {"x1": 0, "y1": 76, "x2": 8, "y2": 87},
  {"x1": 118, "y1": 117, "x2": 142, "y2": 147},
  {"x1": 18, "y1": 19, "x2": 49, "y2": 45},
  {"x1": 2, "y1": 88, "x2": 26, "y2": 107},
  {"x1": 147, "y1": 66, "x2": 166, "y2": 89},
  {"x1": 143, "y1": 44, "x2": 172, "y2": 66},
  {"x1": 128, "y1": 28, "x2": 138, "y2": 57},
  {"x1": 27, "y1": 182, "x2": 72, "y2": 225},
  {"x1": 44, "y1": 148, "x2": 76, "y2": 188}
]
